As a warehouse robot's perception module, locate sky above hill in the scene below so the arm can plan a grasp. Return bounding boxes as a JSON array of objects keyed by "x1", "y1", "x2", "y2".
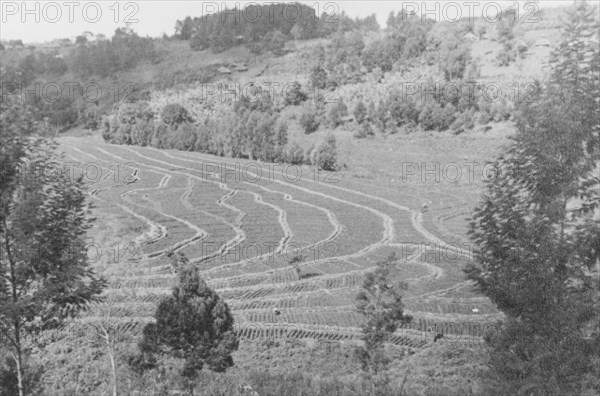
[{"x1": 0, "y1": 0, "x2": 575, "y2": 43}]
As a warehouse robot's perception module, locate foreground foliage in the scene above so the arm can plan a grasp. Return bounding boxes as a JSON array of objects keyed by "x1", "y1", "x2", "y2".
[
  {"x1": 133, "y1": 257, "x2": 238, "y2": 395},
  {"x1": 0, "y1": 100, "x2": 105, "y2": 396},
  {"x1": 467, "y1": 2, "x2": 600, "y2": 394}
]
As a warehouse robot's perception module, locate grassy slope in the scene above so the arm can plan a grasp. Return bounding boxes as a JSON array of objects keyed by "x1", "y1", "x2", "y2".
[{"x1": 28, "y1": 15, "x2": 563, "y2": 394}]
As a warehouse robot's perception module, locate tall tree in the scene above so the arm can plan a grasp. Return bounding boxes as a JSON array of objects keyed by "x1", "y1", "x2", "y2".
[
  {"x1": 136, "y1": 259, "x2": 238, "y2": 395},
  {"x1": 0, "y1": 100, "x2": 106, "y2": 396},
  {"x1": 466, "y1": 1, "x2": 600, "y2": 394},
  {"x1": 355, "y1": 253, "x2": 411, "y2": 376}
]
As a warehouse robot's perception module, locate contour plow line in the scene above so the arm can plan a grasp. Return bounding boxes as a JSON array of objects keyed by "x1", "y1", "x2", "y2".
[
  {"x1": 142, "y1": 147, "x2": 393, "y2": 259},
  {"x1": 70, "y1": 142, "x2": 488, "y2": 328},
  {"x1": 112, "y1": 146, "x2": 463, "y2": 293},
  {"x1": 255, "y1": 184, "x2": 343, "y2": 249},
  {"x1": 115, "y1": 146, "x2": 394, "y2": 281},
  {"x1": 68, "y1": 146, "x2": 206, "y2": 261},
  {"x1": 91, "y1": 148, "x2": 206, "y2": 260},
  {"x1": 190, "y1": 173, "x2": 344, "y2": 277},
  {"x1": 93, "y1": 146, "x2": 248, "y2": 266},
  {"x1": 246, "y1": 190, "x2": 291, "y2": 255},
  {"x1": 174, "y1": 149, "x2": 471, "y2": 258},
  {"x1": 63, "y1": 151, "x2": 166, "y2": 248},
  {"x1": 171, "y1": 151, "x2": 456, "y2": 279},
  {"x1": 113, "y1": 169, "x2": 208, "y2": 260}
]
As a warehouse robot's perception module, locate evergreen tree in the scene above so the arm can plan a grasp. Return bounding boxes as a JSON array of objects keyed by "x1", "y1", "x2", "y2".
[
  {"x1": 353, "y1": 100, "x2": 367, "y2": 124},
  {"x1": 137, "y1": 261, "x2": 238, "y2": 395},
  {"x1": 355, "y1": 254, "x2": 411, "y2": 376},
  {"x1": 467, "y1": 2, "x2": 600, "y2": 393}
]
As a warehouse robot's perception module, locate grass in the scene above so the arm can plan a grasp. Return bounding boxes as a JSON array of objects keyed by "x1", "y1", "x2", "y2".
[{"x1": 38, "y1": 16, "x2": 566, "y2": 393}]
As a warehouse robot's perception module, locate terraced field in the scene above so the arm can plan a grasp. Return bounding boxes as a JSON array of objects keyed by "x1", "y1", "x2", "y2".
[{"x1": 59, "y1": 137, "x2": 501, "y2": 348}]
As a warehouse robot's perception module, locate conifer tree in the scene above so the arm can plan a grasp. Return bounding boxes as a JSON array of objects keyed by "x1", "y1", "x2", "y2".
[
  {"x1": 137, "y1": 261, "x2": 238, "y2": 395},
  {"x1": 467, "y1": 2, "x2": 600, "y2": 393}
]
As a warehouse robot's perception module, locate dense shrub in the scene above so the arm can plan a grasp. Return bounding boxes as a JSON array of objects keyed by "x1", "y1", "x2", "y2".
[
  {"x1": 303, "y1": 143, "x2": 315, "y2": 164},
  {"x1": 249, "y1": 30, "x2": 287, "y2": 56},
  {"x1": 131, "y1": 119, "x2": 154, "y2": 146},
  {"x1": 161, "y1": 103, "x2": 192, "y2": 126},
  {"x1": 102, "y1": 93, "x2": 335, "y2": 167},
  {"x1": 181, "y1": 3, "x2": 367, "y2": 54},
  {"x1": 353, "y1": 100, "x2": 367, "y2": 124},
  {"x1": 171, "y1": 121, "x2": 197, "y2": 150},
  {"x1": 311, "y1": 134, "x2": 337, "y2": 171},
  {"x1": 273, "y1": 121, "x2": 289, "y2": 162},
  {"x1": 450, "y1": 108, "x2": 475, "y2": 134},
  {"x1": 327, "y1": 99, "x2": 348, "y2": 127},
  {"x1": 324, "y1": 31, "x2": 365, "y2": 84},
  {"x1": 135, "y1": 261, "x2": 238, "y2": 395},
  {"x1": 353, "y1": 122, "x2": 374, "y2": 139},
  {"x1": 69, "y1": 27, "x2": 159, "y2": 78},
  {"x1": 0, "y1": 356, "x2": 45, "y2": 396},
  {"x1": 151, "y1": 122, "x2": 169, "y2": 148},
  {"x1": 286, "y1": 142, "x2": 305, "y2": 165},
  {"x1": 284, "y1": 82, "x2": 308, "y2": 106},
  {"x1": 189, "y1": 34, "x2": 210, "y2": 51},
  {"x1": 309, "y1": 65, "x2": 328, "y2": 89},
  {"x1": 155, "y1": 66, "x2": 215, "y2": 90},
  {"x1": 234, "y1": 88, "x2": 274, "y2": 114},
  {"x1": 299, "y1": 107, "x2": 320, "y2": 134}
]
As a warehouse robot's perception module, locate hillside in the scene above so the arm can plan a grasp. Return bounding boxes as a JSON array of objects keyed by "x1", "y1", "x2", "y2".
[{"x1": 3, "y1": 3, "x2": 592, "y2": 396}]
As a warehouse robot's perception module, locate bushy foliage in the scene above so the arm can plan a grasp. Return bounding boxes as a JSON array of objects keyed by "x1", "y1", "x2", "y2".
[
  {"x1": 425, "y1": 23, "x2": 473, "y2": 81},
  {"x1": 355, "y1": 254, "x2": 411, "y2": 376},
  {"x1": 353, "y1": 100, "x2": 367, "y2": 124},
  {"x1": 467, "y1": 3, "x2": 600, "y2": 394},
  {"x1": 69, "y1": 27, "x2": 159, "y2": 78},
  {"x1": 102, "y1": 97, "x2": 311, "y2": 165},
  {"x1": 309, "y1": 65, "x2": 328, "y2": 90},
  {"x1": 249, "y1": 30, "x2": 287, "y2": 56},
  {"x1": 303, "y1": 142, "x2": 315, "y2": 165},
  {"x1": 362, "y1": 13, "x2": 432, "y2": 73},
  {"x1": 324, "y1": 31, "x2": 365, "y2": 83},
  {"x1": 161, "y1": 103, "x2": 193, "y2": 126},
  {"x1": 135, "y1": 262, "x2": 238, "y2": 394},
  {"x1": 0, "y1": 99, "x2": 105, "y2": 396},
  {"x1": 326, "y1": 99, "x2": 348, "y2": 127},
  {"x1": 233, "y1": 87, "x2": 274, "y2": 114},
  {"x1": 273, "y1": 120, "x2": 289, "y2": 162},
  {"x1": 311, "y1": 134, "x2": 338, "y2": 171},
  {"x1": 495, "y1": 8, "x2": 517, "y2": 66},
  {"x1": 185, "y1": 3, "x2": 322, "y2": 53},
  {"x1": 0, "y1": 356, "x2": 45, "y2": 396},
  {"x1": 353, "y1": 122, "x2": 374, "y2": 139},
  {"x1": 286, "y1": 141, "x2": 305, "y2": 165},
  {"x1": 299, "y1": 107, "x2": 320, "y2": 134},
  {"x1": 283, "y1": 82, "x2": 308, "y2": 106}
]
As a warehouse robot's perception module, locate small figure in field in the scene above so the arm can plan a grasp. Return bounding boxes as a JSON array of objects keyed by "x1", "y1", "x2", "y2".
[
  {"x1": 125, "y1": 168, "x2": 139, "y2": 185},
  {"x1": 273, "y1": 308, "x2": 281, "y2": 316},
  {"x1": 434, "y1": 333, "x2": 444, "y2": 342},
  {"x1": 421, "y1": 203, "x2": 429, "y2": 213}
]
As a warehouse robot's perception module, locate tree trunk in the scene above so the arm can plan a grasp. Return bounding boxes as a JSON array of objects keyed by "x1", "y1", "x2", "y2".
[
  {"x1": 15, "y1": 341, "x2": 24, "y2": 396},
  {"x1": 6, "y1": 229, "x2": 24, "y2": 396},
  {"x1": 109, "y1": 346, "x2": 117, "y2": 396},
  {"x1": 100, "y1": 321, "x2": 118, "y2": 396}
]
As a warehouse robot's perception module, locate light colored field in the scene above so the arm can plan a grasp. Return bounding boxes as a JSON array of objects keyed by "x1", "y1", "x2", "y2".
[{"x1": 58, "y1": 132, "x2": 504, "y2": 348}]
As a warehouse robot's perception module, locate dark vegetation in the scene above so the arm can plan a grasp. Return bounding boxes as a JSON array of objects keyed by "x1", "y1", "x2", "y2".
[
  {"x1": 175, "y1": 3, "x2": 378, "y2": 53},
  {"x1": 0, "y1": 98, "x2": 106, "y2": 396},
  {"x1": 1, "y1": 2, "x2": 521, "y2": 170},
  {"x1": 1, "y1": 2, "x2": 598, "y2": 395},
  {"x1": 130, "y1": 254, "x2": 238, "y2": 395},
  {"x1": 466, "y1": 2, "x2": 600, "y2": 394}
]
